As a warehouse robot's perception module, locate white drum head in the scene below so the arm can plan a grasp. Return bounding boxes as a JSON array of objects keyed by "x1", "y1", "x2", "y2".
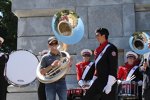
[{"x1": 6, "y1": 50, "x2": 39, "y2": 86}]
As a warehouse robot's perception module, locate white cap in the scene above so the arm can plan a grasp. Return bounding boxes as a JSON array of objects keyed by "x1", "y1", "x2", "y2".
[
  {"x1": 126, "y1": 51, "x2": 138, "y2": 59},
  {"x1": 81, "y1": 49, "x2": 92, "y2": 56}
]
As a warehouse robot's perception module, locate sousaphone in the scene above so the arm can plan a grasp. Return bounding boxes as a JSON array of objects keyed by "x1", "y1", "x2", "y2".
[
  {"x1": 36, "y1": 10, "x2": 84, "y2": 83},
  {"x1": 129, "y1": 32, "x2": 150, "y2": 54},
  {"x1": 52, "y1": 10, "x2": 84, "y2": 44}
]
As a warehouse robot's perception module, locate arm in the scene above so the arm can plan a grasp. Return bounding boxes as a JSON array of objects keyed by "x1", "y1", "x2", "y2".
[
  {"x1": 40, "y1": 58, "x2": 59, "y2": 75},
  {"x1": 76, "y1": 63, "x2": 85, "y2": 87},
  {"x1": 117, "y1": 67, "x2": 124, "y2": 80},
  {"x1": 108, "y1": 46, "x2": 118, "y2": 77},
  {"x1": 75, "y1": 63, "x2": 82, "y2": 81},
  {"x1": 0, "y1": 52, "x2": 9, "y2": 63},
  {"x1": 103, "y1": 46, "x2": 118, "y2": 94}
]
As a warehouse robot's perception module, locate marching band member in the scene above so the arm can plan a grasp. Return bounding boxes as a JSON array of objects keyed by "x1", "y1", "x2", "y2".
[
  {"x1": 39, "y1": 37, "x2": 72, "y2": 100},
  {"x1": 76, "y1": 49, "x2": 95, "y2": 88},
  {"x1": 140, "y1": 56, "x2": 150, "y2": 100},
  {"x1": 82, "y1": 28, "x2": 118, "y2": 100},
  {"x1": 0, "y1": 36, "x2": 9, "y2": 100},
  {"x1": 117, "y1": 51, "x2": 143, "y2": 100}
]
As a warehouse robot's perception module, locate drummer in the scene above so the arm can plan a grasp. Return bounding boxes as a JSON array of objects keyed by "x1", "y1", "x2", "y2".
[
  {"x1": 76, "y1": 49, "x2": 95, "y2": 88},
  {"x1": 117, "y1": 51, "x2": 143, "y2": 100},
  {"x1": 0, "y1": 36, "x2": 9, "y2": 100}
]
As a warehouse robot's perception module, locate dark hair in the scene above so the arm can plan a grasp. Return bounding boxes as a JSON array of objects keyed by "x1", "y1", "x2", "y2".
[{"x1": 95, "y1": 28, "x2": 109, "y2": 39}]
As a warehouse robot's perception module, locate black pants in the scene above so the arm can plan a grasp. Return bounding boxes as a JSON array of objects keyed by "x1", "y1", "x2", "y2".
[
  {"x1": 143, "y1": 89, "x2": 150, "y2": 100},
  {"x1": 81, "y1": 83, "x2": 117, "y2": 100},
  {"x1": 0, "y1": 79, "x2": 8, "y2": 100},
  {"x1": 38, "y1": 82, "x2": 46, "y2": 100}
]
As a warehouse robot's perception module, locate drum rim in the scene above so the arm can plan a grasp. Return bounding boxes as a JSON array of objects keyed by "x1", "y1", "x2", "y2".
[
  {"x1": 8, "y1": 49, "x2": 39, "y2": 61},
  {"x1": 118, "y1": 81, "x2": 138, "y2": 99},
  {"x1": 5, "y1": 49, "x2": 39, "y2": 87}
]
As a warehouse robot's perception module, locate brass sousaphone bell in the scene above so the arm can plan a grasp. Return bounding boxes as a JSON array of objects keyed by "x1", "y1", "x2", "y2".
[
  {"x1": 36, "y1": 10, "x2": 84, "y2": 83},
  {"x1": 52, "y1": 10, "x2": 84, "y2": 44},
  {"x1": 129, "y1": 32, "x2": 150, "y2": 54}
]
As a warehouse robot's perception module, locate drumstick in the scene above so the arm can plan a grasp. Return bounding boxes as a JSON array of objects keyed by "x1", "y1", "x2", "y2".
[
  {"x1": 126, "y1": 75, "x2": 135, "y2": 81},
  {"x1": 130, "y1": 75, "x2": 136, "y2": 81},
  {"x1": 130, "y1": 75, "x2": 135, "y2": 80}
]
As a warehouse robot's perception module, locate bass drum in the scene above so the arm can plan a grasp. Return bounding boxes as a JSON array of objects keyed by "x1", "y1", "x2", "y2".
[{"x1": 5, "y1": 50, "x2": 39, "y2": 86}]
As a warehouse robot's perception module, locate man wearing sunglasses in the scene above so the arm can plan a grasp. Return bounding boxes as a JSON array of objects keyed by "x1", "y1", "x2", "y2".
[
  {"x1": 76, "y1": 49, "x2": 95, "y2": 89},
  {"x1": 39, "y1": 37, "x2": 70, "y2": 100}
]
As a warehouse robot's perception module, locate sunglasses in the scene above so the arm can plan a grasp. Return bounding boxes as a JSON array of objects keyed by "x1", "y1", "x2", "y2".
[
  {"x1": 49, "y1": 42, "x2": 58, "y2": 46},
  {"x1": 95, "y1": 33, "x2": 100, "y2": 37},
  {"x1": 82, "y1": 54, "x2": 91, "y2": 57},
  {"x1": 127, "y1": 56, "x2": 136, "y2": 59}
]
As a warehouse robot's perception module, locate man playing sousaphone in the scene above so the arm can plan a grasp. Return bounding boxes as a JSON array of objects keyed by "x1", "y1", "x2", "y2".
[
  {"x1": 39, "y1": 37, "x2": 72, "y2": 100},
  {"x1": 76, "y1": 49, "x2": 95, "y2": 89}
]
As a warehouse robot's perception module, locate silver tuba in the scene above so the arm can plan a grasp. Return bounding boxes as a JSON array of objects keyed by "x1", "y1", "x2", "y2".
[
  {"x1": 36, "y1": 10, "x2": 84, "y2": 83},
  {"x1": 129, "y1": 32, "x2": 150, "y2": 54},
  {"x1": 36, "y1": 51, "x2": 70, "y2": 83}
]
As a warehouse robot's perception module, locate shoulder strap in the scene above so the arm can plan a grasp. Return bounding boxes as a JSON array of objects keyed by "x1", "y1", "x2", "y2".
[
  {"x1": 81, "y1": 62, "x2": 94, "y2": 80},
  {"x1": 126, "y1": 66, "x2": 138, "y2": 81},
  {"x1": 95, "y1": 44, "x2": 110, "y2": 66}
]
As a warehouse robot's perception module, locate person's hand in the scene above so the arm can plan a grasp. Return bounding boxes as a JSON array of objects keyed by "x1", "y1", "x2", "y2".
[
  {"x1": 40, "y1": 68, "x2": 47, "y2": 75},
  {"x1": 82, "y1": 84, "x2": 90, "y2": 90},
  {"x1": 103, "y1": 75, "x2": 116, "y2": 94},
  {"x1": 0, "y1": 52, "x2": 4, "y2": 57},
  {"x1": 78, "y1": 80, "x2": 84, "y2": 87},
  {"x1": 117, "y1": 80, "x2": 122, "y2": 84},
  {"x1": 103, "y1": 84, "x2": 112, "y2": 94},
  {"x1": 138, "y1": 80, "x2": 143, "y2": 86},
  {"x1": 51, "y1": 60, "x2": 60, "y2": 67},
  {"x1": 68, "y1": 57, "x2": 73, "y2": 67}
]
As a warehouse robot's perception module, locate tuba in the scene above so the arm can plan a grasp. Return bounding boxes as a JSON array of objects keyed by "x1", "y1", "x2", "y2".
[
  {"x1": 129, "y1": 32, "x2": 150, "y2": 54},
  {"x1": 52, "y1": 10, "x2": 84, "y2": 44},
  {"x1": 36, "y1": 10, "x2": 84, "y2": 83},
  {"x1": 36, "y1": 51, "x2": 70, "y2": 83}
]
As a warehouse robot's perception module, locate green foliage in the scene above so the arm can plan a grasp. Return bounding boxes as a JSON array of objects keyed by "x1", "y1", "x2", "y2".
[{"x1": 0, "y1": 0, "x2": 18, "y2": 53}]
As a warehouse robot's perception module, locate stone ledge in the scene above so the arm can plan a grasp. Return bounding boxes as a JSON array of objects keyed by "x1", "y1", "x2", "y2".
[
  {"x1": 13, "y1": 8, "x2": 74, "y2": 17},
  {"x1": 135, "y1": 4, "x2": 150, "y2": 12},
  {"x1": 7, "y1": 85, "x2": 38, "y2": 93}
]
